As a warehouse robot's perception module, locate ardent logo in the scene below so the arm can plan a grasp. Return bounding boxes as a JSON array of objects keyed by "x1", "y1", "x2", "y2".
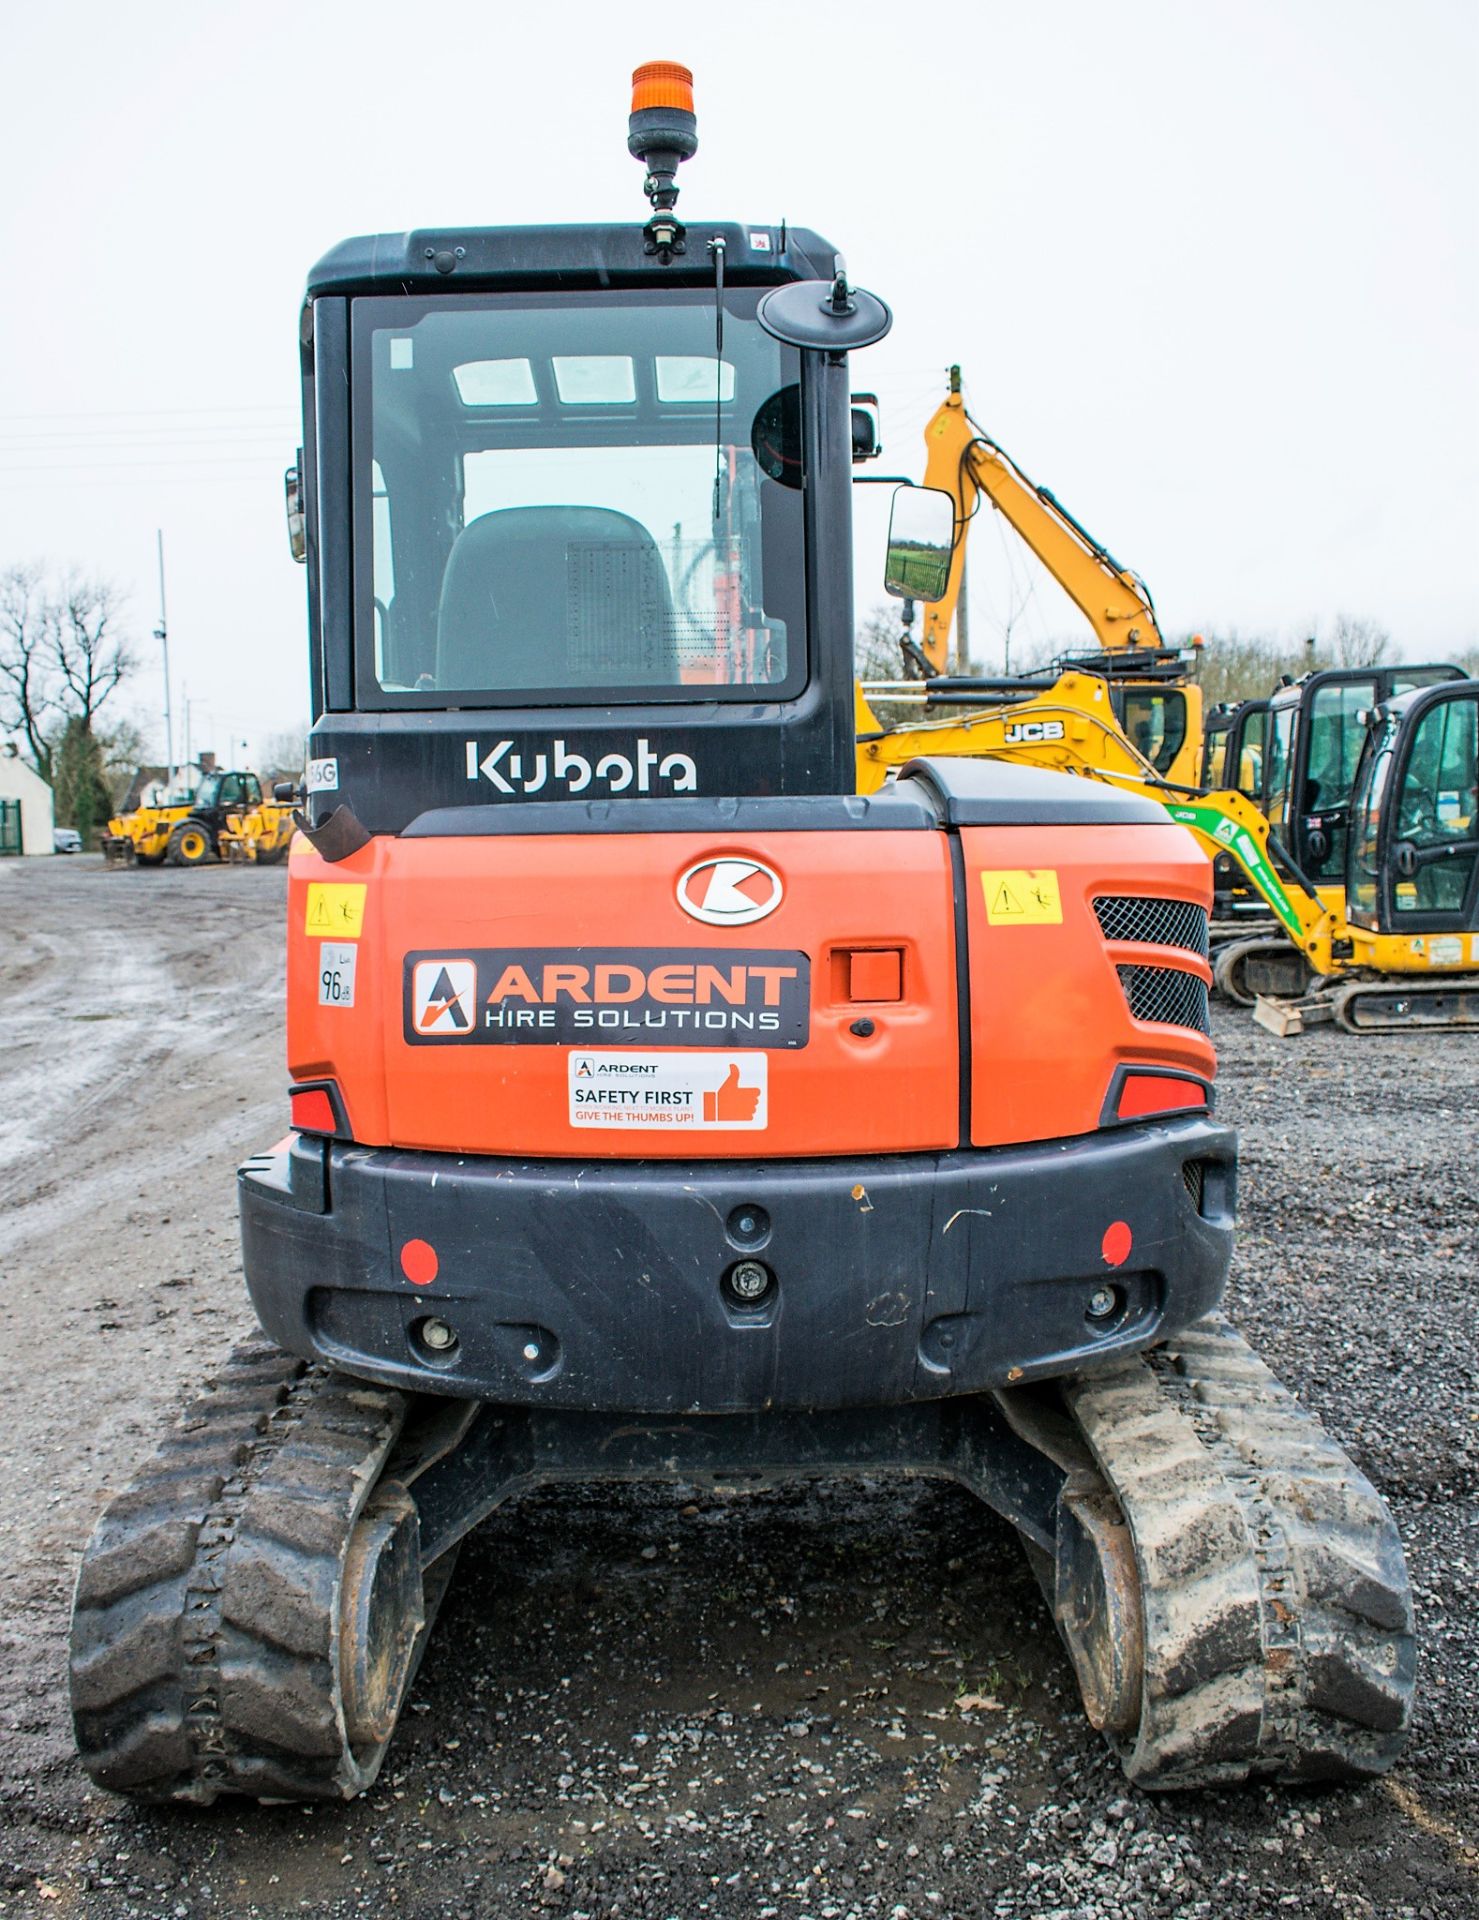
[
  {"x1": 677, "y1": 857, "x2": 784, "y2": 927},
  {"x1": 411, "y1": 958, "x2": 477, "y2": 1034}
]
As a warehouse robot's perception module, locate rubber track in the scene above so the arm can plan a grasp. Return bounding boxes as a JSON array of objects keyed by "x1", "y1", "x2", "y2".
[
  {"x1": 1064, "y1": 1313, "x2": 1415, "y2": 1788},
  {"x1": 70, "y1": 1341, "x2": 411, "y2": 1804}
]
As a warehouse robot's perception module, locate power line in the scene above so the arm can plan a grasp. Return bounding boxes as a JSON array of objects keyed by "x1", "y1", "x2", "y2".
[
  {"x1": 0, "y1": 403, "x2": 296, "y2": 422},
  {"x1": 0, "y1": 455, "x2": 283, "y2": 475}
]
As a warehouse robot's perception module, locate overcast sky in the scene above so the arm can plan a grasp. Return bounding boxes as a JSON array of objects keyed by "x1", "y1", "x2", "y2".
[{"x1": 2, "y1": 0, "x2": 1474, "y2": 767}]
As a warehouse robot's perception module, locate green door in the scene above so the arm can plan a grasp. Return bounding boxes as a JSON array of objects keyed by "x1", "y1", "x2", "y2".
[{"x1": 0, "y1": 799, "x2": 20, "y2": 856}]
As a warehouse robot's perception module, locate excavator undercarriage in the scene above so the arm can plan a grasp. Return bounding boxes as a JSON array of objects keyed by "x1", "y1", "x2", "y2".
[{"x1": 72, "y1": 1315, "x2": 1411, "y2": 1804}]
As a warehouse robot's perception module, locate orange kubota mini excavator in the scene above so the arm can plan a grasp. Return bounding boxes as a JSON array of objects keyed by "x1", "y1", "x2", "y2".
[{"x1": 70, "y1": 64, "x2": 1413, "y2": 1805}]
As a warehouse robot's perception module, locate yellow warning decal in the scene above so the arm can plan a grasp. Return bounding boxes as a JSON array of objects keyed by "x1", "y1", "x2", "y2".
[
  {"x1": 980, "y1": 869, "x2": 1062, "y2": 926},
  {"x1": 305, "y1": 882, "x2": 367, "y2": 940}
]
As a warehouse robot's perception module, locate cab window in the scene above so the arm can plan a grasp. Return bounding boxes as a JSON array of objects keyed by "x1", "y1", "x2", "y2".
[
  {"x1": 1117, "y1": 690, "x2": 1186, "y2": 775},
  {"x1": 1348, "y1": 727, "x2": 1393, "y2": 924},
  {"x1": 1236, "y1": 707, "x2": 1267, "y2": 800},
  {"x1": 354, "y1": 289, "x2": 805, "y2": 707},
  {"x1": 1304, "y1": 680, "x2": 1376, "y2": 814},
  {"x1": 1392, "y1": 698, "x2": 1479, "y2": 915},
  {"x1": 1264, "y1": 704, "x2": 1296, "y2": 824}
]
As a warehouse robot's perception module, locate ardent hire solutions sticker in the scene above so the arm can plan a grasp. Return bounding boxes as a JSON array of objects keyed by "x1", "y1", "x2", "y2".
[
  {"x1": 402, "y1": 949, "x2": 809, "y2": 1047},
  {"x1": 568, "y1": 1051, "x2": 768, "y2": 1130}
]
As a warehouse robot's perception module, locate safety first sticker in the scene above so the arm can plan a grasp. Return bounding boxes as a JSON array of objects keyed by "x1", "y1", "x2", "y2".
[
  {"x1": 305, "y1": 882, "x2": 366, "y2": 939},
  {"x1": 980, "y1": 869, "x2": 1062, "y2": 925},
  {"x1": 568, "y1": 1051, "x2": 768, "y2": 1130}
]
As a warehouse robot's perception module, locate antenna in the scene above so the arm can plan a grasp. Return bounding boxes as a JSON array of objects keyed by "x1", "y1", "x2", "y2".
[{"x1": 154, "y1": 530, "x2": 174, "y2": 784}]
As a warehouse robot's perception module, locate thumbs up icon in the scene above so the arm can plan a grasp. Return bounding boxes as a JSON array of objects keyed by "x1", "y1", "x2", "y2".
[{"x1": 703, "y1": 1061, "x2": 762, "y2": 1124}]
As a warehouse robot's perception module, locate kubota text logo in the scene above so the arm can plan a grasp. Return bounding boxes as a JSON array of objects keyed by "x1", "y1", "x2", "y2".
[
  {"x1": 465, "y1": 737, "x2": 697, "y2": 797},
  {"x1": 677, "y1": 857, "x2": 784, "y2": 927}
]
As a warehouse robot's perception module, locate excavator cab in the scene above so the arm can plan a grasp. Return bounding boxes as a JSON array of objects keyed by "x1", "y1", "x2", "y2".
[
  {"x1": 298, "y1": 238, "x2": 861, "y2": 827},
  {"x1": 1263, "y1": 663, "x2": 1467, "y2": 894},
  {"x1": 1349, "y1": 680, "x2": 1479, "y2": 935},
  {"x1": 1201, "y1": 698, "x2": 1268, "y2": 797}
]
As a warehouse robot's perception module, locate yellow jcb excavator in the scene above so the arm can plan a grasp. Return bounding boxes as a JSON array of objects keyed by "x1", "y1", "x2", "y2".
[
  {"x1": 859, "y1": 657, "x2": 1479, "y2": 1033},
  {"x1": 864, "y1": 365, "x2": 1204, "y2": 788}
]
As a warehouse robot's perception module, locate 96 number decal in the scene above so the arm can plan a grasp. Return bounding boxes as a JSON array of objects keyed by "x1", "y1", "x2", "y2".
[{"x1": 318, "y1": 942, "x2": 357, "y2": 1008}]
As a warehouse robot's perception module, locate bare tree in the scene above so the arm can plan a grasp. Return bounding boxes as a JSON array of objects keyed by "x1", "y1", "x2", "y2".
[
  {"x1": 259, "y1": 727, "x2": 309, "y2": 781},
  {"x1": 97, "y1": 715, "x2": 151, "y2": 804},
  {"x1": 51, "y1": 573, "x2": 133, "y2": 728},
  {"x1": 0, "y1": 564, "x2": 134, "y2": 781},
  {"x1": 1190, "y1": 630, "x2": 1315, "y2": 708},
  {"x1": 1325, "y1": 613, "x2": 1392, "y2": 669},
  {"x1": 0, "y1": 564, "x2": 59, "y2": 779},
  {"x1": 856, "y1": 603, "x2": 913, "y2": 682}
]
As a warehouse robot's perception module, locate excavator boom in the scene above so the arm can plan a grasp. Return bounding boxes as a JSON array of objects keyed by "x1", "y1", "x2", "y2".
[{"x1": 919, "y1": 367, "x2": 1163, "y2": 675}]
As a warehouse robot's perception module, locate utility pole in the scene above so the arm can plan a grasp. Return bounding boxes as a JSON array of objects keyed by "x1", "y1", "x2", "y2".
[{"x1": 154, "y1": 531, "x2": 174, "y2": 787}]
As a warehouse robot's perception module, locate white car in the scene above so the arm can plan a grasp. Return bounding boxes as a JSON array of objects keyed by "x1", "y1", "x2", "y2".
[{"x1": 53, "y1": 827, "x2": 83, "y2": 854}]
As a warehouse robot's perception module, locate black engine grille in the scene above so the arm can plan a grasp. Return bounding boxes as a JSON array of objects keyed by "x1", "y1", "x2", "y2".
[
  {"x1": 1182, "y1": 1159, "x2": 1206, "y2": 1213},
  {"x1": 1094, "y1": 895, "x2": 1210, "y2": 958},
  {"x1": 1117, "y1": 964, "x2": 1212, "y2": 1035}
]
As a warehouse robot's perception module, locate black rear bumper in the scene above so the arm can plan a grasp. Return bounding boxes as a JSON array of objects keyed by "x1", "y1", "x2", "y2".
[{"x1": 239, "y1": 1118, "x2": 1235, "y2": 1414}]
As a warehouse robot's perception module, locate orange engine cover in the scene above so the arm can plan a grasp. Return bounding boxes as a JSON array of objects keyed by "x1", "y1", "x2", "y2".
[
  {"x1": 290, "y1": 829, "x2": 961, "y2": 1159},
  {"x1": 287, "y1": 816, "x2": 1213, "y2": 1159}
]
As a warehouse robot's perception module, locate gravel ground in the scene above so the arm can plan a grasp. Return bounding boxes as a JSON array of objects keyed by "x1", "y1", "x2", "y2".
[{"x1": 0, "y1": 856, "x2": 1473, "y2": 1919}]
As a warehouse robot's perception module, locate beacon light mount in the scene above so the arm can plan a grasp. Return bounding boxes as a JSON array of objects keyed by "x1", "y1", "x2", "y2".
[{"x1": 628, "y1": 60, "x2": 698, "y2": 260}]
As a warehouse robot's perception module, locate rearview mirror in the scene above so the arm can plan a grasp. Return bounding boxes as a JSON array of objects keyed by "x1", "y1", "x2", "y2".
[{"x1": 884, "y1": 485, "x2": 954, "y2": 604}]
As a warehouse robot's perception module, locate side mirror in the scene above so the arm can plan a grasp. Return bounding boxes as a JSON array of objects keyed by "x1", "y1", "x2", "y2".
[
  {"x1": 884, "y1": 485, "x2": 955, "y2": 604},
  {"x1": 284, "y1": 461, "x2": 307, "y2": 565},
  {"x1": 850, "y1": 393, "x2": 881, "y2": 462}
]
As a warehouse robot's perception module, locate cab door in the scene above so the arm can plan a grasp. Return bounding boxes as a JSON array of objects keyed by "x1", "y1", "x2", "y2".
[{"x1": 1384, "y1": 690, "x2": 1479, "y2": 933}]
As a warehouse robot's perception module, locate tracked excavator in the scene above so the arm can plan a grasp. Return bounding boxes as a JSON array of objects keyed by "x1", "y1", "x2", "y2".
[
  {"x1": 1209, "y1": 661, "x2": 1468, "y2": 1002},
  {"x1": 69, "y1": 64, "x2": 1414, "y2": 1805},
  {"x1": 861, "y1": 661, "x2": 1479, "y2": 1031},
  {"x1": 864, "y1": 365, "x2": 1205, "y2": 788}
]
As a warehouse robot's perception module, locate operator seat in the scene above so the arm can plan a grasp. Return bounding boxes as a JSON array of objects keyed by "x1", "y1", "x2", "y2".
[{"x1": 436, "y1": 505, "x2": 680, "y2": 692}]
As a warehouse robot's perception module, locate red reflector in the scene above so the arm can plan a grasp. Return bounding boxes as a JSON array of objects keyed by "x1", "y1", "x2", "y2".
[
  {"x1": 1102, "y1": 1220, "x2": 1133, "y2": 1267},
  {"x1": 290, "y1": 1087, "x2": 337, "y2": 1133},
  {"x1": 400, "y1": 1239, "x2": 439, "y2": 1287},
  {"x1": 1116, "y1": 1074, "x2": 1207, "y2": 1120}
]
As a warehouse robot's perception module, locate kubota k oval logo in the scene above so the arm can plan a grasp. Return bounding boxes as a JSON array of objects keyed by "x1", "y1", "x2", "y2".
[{"x1": 677, "y1": 857, "x2": 784, "y2": 927}]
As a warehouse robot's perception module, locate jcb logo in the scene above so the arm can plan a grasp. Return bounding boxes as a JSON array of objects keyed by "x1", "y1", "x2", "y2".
[{"x1": 1003, "y1": 720, "x2": 1064, "y2": 744}]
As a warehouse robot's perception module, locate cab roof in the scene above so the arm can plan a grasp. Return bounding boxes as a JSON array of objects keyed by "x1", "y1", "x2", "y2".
[{"x1": 306, "y1": 223, "x2": 839, "y2": 300}]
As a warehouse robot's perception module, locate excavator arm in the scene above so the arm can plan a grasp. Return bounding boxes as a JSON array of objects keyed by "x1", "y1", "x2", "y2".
[{"x1": 919, "y1": 366, "x2": 1164, "y2": 674}]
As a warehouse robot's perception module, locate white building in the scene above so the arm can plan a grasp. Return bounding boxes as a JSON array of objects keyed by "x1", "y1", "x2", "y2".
[{"x1": 0, "y1": 745, "x2": 56, "y2": 856}]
